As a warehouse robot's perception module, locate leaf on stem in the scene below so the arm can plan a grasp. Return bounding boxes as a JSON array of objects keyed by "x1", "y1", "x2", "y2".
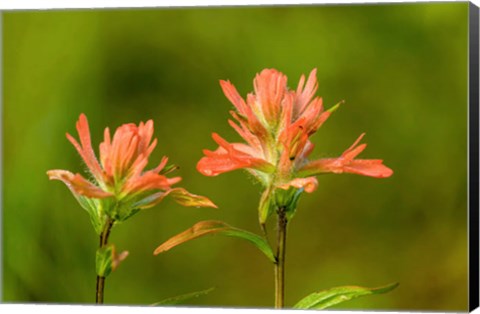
[
  {"x1": 96, "y1": 245, "x2": 114, "y2": 277},
  {"x1": 154, "y1": 220, "x2": 275, "y2": 263},
  {"x1": 258, "y1": 188, "x2": 274, "y2": 225},
  {"x1": 293, "y1": 282, "x2": 399, "y2": 310},
  {"x1": 151, "y1": 287, "x2": 215, "y2": 306},
  {"x1": 96, "y1": 244, "x2": 129, "y2": 277},
  {"x1": 169, "y1": 188, "x2": 218, "y2": 208}
]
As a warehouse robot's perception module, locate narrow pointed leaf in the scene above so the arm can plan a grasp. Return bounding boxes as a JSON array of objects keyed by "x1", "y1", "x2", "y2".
[
  {"x1": 327, "y1": 100, "x2": 344, "y2": 113},
  {"x1": 151, "y1": 287, "x2": 215, "y2": 306},
  {"x1": 160, "y1": 164, "x2": 179, "y2": 175},
  {"x1": 293, "y1": 282, "x2": 399, "y2": 310},
  {"x1": 258, "y1": 187, "x2": 274, "y2": 225},
  {"x1": 169, "y1": 188, "x2": 218, "y2": 208},
  {"x1": 154, "y1": 220, "x2": 275, "y2": 263}
]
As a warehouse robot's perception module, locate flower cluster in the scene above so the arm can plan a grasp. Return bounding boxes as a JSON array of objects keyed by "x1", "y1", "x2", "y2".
[
  {"x1": 48, "y1": 114, "x2": 216, "y2": 233},
  {"x1": 197, "y1": 69, "x2": 392, "y2": 222}
]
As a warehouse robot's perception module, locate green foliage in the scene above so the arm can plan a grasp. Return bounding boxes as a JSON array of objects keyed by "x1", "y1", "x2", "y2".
[
  {"x1": 95, "y1": 244, "x2": 128, "y2": 278},
  {"x1": 274, "y1": 187, "x2": 304, "y2": 221},
  {"x1": 76, "y1": 195, "x2": 107, "y2": 235},
  {"x1": 155, "y1": 220, "x2": 276, "y2": 263},
  {"x1": 327, "y1": 100, "x2": 343, "y2": 114},
  {"x1": 293, "y1": 282, "x2": 399, "y2": 309},
  {"x1": 259, "y1": 186, "x2": 304, "y2": 225},
  {"x1": 96, "y1": 245, "x2": 114, "y2": 278},
  {"x1": 258, "y1": 188, "x2": 275, "y2": 225}
]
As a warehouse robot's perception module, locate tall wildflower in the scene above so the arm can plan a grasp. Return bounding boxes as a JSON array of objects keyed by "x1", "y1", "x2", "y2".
[
  {"x1": 197, "y1": 68, "x2": 392, "y2": 224},
  {"x1": 156, "y1": 68, "x2": 396, "y2": 309},
  {"x1": 48, "y1": 114, "x2": 216, "y2": 303}
]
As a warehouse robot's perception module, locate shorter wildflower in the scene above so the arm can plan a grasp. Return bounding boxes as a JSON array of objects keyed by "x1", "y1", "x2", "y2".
[{"x1": 48, "y1": 114, "x2": 216, "y2": 234}]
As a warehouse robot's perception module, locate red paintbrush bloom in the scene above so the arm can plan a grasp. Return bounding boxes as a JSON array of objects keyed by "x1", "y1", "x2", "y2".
[
  {"x1": 197, "y1": 69, "x2": 392, "y2": 222},
  {"x1": 48, "y1": 114, "x2": 216, "y2": 233}
]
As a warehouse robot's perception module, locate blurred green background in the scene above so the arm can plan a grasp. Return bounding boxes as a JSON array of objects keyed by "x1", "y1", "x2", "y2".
[{"x1": 2, "y1": 2, "x2": 469, "y2": 311}]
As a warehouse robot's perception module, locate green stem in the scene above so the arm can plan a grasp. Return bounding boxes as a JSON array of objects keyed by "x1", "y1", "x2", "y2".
[
  {"x1": 274, "y1": 206, "x2": 287, "y2": 309},
  {"x1": 95, "y1": 275, "x2": 105, "y2": 304},
  {"x1": 96, "y1": 218, "x2": 114, "y2": 304}
]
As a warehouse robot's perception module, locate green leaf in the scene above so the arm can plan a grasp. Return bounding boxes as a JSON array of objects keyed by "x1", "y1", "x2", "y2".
[
  {"x1": 96, "y1": 245, "x2": 114, "y2": 277},
  {"x1": 293, "y1": 282, "x2": 399, "y2": 310},
  {"x1": 132, "y1": 188, "x2": 217, "y2": 210},
  {"x1": 95, "y1": 244, "x2": 129, "y2": 277},
  {"x1": 258, "y1": 188, "x2": 275, "y2": 225},
  {"x1": 76, "y1": 195, "x2": 105, "y2": 234},
  {"x1": 154, "y1": 220, "x2": 275, "y2": 263},
  {"x1": 327, "y1": 100, "x2": 345, "y2": 113},
  {"x1": 159, "y1": 164, "x2": 179, "y2": 175},
  {"x1": 168, "y1": 188, "x2": 218, "y2": 208},
  {"x1": 151, "y1": 287, "x2": 215, "y2": 306},
  {"x1": 274, "y1": 186, "x2": 304, "y2": 221}
]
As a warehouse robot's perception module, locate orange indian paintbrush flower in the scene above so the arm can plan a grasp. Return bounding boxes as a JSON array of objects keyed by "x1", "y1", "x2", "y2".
[
  {"x1": 197, "y1": 68, "x2": 392, "y2": 222},
  {"x1": 48, "y1": 114, "x2": 216, "y2": 233}
]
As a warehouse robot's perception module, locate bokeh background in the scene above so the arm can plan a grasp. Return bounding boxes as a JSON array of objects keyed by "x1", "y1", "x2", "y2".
[{"x1": 2, "y1": 2, "x2": 469, "y2": 311}]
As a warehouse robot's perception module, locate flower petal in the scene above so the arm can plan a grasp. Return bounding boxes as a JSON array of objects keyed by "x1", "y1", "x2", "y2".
[
  {"x1": 110, "y1": 123, "x2": 139, "y2": 179},
  {"x1": 342, "y1": 133, "x2": 367, "y2": 160},
  {"x1": 299, "y1": 157, "x2": 393, "y2": 178},
  {"x1": 99, "y1": 127, "x2": 112, "y2": 175},
  {"x1": 228, "y1": 113, "x2": 263, "y2": 152},
  {"x1": 137, "y1": 120, "x2": 155, "y2": 154},
  {"x1": 122, "y1": 171, "x2": 181, "y2": 196},
  {"x1": 47, "y1": 169, "x2": 113, "y2": 198},
  {"x1": 152, "y1": 156, "x2": 169, "y2": 173},
  {"x1": 197, "y1": 151, "x2": 261, "y2": 176},
  {"x1": 221, "y1": 78, "x2": 269, "y2": 138},
  {"x1": 278, "y1": 177, "x2": 318, "y2": 193},
  {"x1": 253, "y1": 69, "x2": 287, "y2": 123},
  {"x1": 279, "y1": 91, "x2": 294, "y2": 132},
  {"x1": 66, "y1": 114, "x2": 104, "y2": 183},
  {"x1": 197, "y1": 135, "x2": 275, "y2": 177},
  {"x1": 299, "y1": 133, "x2": 393, "y2": 178},
  {"x1": 295, "y1": 68, "x2": 318, "y2": 116},
  {"x1": 297, "y1": 140, "x2": 315, "y2": 162},
  {"x1": 220, "y1": 80, "x2": 249, "y2": 116},
  {"x1": 343, "y1": 160, "x2": 394, "y2": 178}
]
